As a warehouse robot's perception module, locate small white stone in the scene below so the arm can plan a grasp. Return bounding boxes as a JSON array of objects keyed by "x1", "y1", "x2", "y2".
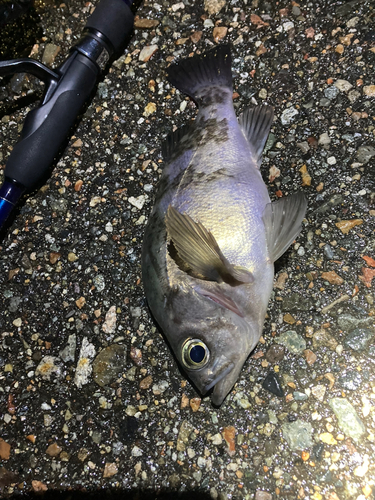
[
  {"x1": 334, "y1": 79, "x2": 353, "y2": 92},
  {"x1": 327, "y1": 156, "x2": 336, "y2": 165},
  {"x1": 283, "y1": 21, "x2": 294, "y2": 31},
  {"x1": 171, "y1": 2, "x2": 184, "y2": 11},
  {"x1": 131, "y1": 446, "x2": 143, "y2": 457},
  {"x1": 12, "y1": 317, "x2": 22, "y2": 327},
  {"x1": 89, "y1": 196, "x2": 102, "y2": 207},
  {"x1": 129, "y1": 195, "x2": 146, "y2": 210},
  {"x1": 318, "y1": 132, "x2": 331, "y2": 145},
  {"x1": 74, "y1": 338, "x2": 96, "y2": 388},
  {"x1": 211, "y1": 433, "x2": 222, "y2": 445},
  {"x1": 4, "y1": 414, "x2": 12, "y2": 424},
  {"x1": 280, "y1": 107, "x2": 299, "y2": 125},
  {"x1": 139, "y1": 45, "x2": 158, "y2": 62}
]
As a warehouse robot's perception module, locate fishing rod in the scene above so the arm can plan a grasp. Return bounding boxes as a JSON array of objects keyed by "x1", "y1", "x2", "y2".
[{"x1": 0, "y1": 0, "x2": 135, "y2": 230}]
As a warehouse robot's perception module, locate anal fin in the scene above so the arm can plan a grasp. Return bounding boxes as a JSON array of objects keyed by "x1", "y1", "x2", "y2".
[{"x1": 166, "y1": 205, "x2": 253, "y2": 285}]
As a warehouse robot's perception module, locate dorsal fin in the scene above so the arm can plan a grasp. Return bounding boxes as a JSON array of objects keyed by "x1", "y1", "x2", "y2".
[
  {"x1": 263, "y1": 192, "x2": 307, "y2": 263},
  {"x1": 239, "y1": 105, "x2": 274, "y2": 166},
  {"x1": 166, "y1": 205, "x2": 253, "y2": 285}
]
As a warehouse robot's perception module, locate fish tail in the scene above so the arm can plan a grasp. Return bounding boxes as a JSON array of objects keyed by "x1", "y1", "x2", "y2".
[{"x1": 167, "y1": 44, "x2": 232, "y2": 103}]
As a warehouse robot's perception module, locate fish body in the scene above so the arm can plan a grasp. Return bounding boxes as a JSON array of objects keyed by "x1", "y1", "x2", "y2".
[{"x1": 142, "y1": 45, "x2": 307, "y2": 405}]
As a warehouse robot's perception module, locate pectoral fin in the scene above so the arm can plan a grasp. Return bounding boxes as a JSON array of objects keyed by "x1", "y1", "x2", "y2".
[
  {"x1": 263, "y1": 192, "x2": 307, "y2": 263},
  {"x1": 166, "y1": 205, "x2": 254, "y2": 284}
]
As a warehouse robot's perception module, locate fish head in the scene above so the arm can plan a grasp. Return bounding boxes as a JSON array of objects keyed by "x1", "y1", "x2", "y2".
[{"x1": 165, "y1": 281, "x2": 260, "y2": 406}]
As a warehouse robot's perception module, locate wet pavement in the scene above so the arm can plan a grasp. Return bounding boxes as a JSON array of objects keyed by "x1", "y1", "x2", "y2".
[{"x1": 0, "y1": 0, "x2": 375, "y2": 499}]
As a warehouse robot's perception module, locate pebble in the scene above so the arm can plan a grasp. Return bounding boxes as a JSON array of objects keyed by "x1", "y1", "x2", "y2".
[
  {"x1": 35, "y1": 356, "x2": 62, "y2": 381},
  {"x1": 262, "y1": 371, "x2": 284, "y2": 397},
  {"x1": 204, "y1": 0, "x2": 226, "y2": 15},
  {"x1": 318, "y1": 132, "x2": 331, "y2": 145},
  {"x1": 356, "y1": 145, "x2": 375, "y2": 164},
  {"x1": 46, "y1": 443, "x2": 62, "y2": 457},
  {"x1": 265, "y1": 344, "x2": 285, "y2": 363},
  {"x1": 139, "y1": 375, "x2": 153, "y2": 390},
  {"x1": 343, "y1": 328, "x2": 374, "y2": 352},
  {"x1": 93, "y1": 344, "x2": 126, "y2": 387},
  {"x1": 353, "y1": 454, "x2": 369, "y2": 477},
  {"x1": 102, "y1": 306, "x2": 117, "y2": 334},
  {"x1": 0, "y1": 439, "x2": 11, "y2": 460},
  {"x1": 74, "y1": 338, "x2": 96, "y2": 388},
  {"x1": 281, "y1": 420, "x2": 313, "y2": 451},
  {"x1": 363, "y1": 85, "x2": 375, "y2": 97},
  {"x1": 190, "y1": 398, "x2": 201, "y2": 412},
  {"x1": 131, "y1": 446, "x2": 143, "y2": 457},
  {"x1": 143, "y1": 102, "x2": 156, "y2": 117},
  {"x1": 293, "y1": 391, "x2": 308, "y2": 401},
  {"x1": 321, "y1": 271, "x2": 344, "y2": 285},
  {"x1": 59, "y1": 334, "x2": 77, "y2": 363},
  {"x1": 329, "y1": 398, "x2": 366, "y2": 442},
  {"x1": 134, "y1": 18, "x2": 159, "y2": 29},
  {"x1": 313, "y1": 330, "x2": 338, "y2": 350},
  {"x1": 319, "y1": 432, "x2": 337, "y2": 445},
  {"x1": 303, "y1": 349, "x2": 317, "y2": 365},
  {"x1": 311, "y1": 385, "x2": 326, "y2": 401},
  {"x1": 334, "y1": 79, "x2": 353, "y2": 92},
  {"x1": 138, "y1": 45, "x2": 158, "y2": 62},
  {"x1": 42, "y1": 43, "x2": 60, "y2": 65},
  {"x1": 103, "y1": 463, "x2": 118, "y2": 478},
  {"x1": 213, "y1": 27, "x2": 227, "y2": 42},
  {"x1": 128, "y1": 195, "x2": 146, "y2": 210},
  {"x1": 211, "y1": 433, "x2": 222, "y2": 445},
  {"x1": 93, "y1": 274, "x2": 105, "y2": 292},
  {"x1": 255, "y1": 491, "x2": 272, "y2": 500},
  {"x1": 223, "y1": 426, "x2": 236, "y2": 456},
  {"x1": 176, "y1": 420, "x2": 194, "y2": 452},
  {"x1": 324, "y1": 86, "x2": 339, "y2": 99},
  {"x1": 12, "y1": 317, "x2": 22, "y2": 327},
  {"x1": 277, "y1": 330, "x2": 306, "y2": 354},
  {"x1": 338, "y1": 370, "x2": 362, "y2": 390},
  {"x1": 280, "y1": 107, "x2": 299, "y2": 125},
  {"x1": 152, "y1": 380, "x2": 169, "y2": 395}
]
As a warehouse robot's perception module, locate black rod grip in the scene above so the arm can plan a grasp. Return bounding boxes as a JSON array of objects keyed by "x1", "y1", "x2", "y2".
[{"x1": 4, "y1": 56, "x2": 98, "y2": 190}]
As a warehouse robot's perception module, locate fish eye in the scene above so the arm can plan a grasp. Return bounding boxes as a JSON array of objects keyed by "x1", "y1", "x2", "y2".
[{"x1": 182, "y1": 338, "x2": 209, "y2": 369}]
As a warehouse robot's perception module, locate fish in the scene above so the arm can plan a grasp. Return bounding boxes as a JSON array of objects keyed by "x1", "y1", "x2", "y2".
[{"x1": 141, "y1": 44, "x2": 307, "y2": 406}]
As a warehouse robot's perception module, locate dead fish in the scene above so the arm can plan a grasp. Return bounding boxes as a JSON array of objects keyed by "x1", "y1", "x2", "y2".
[{"x1": 142, "y1": 45, "x2": 307, "y2": 406}]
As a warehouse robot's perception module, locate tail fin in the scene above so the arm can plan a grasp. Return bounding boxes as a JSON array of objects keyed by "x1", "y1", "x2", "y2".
[{"x1": 166, "y1": 44, "x2": 232, "y2": 102}]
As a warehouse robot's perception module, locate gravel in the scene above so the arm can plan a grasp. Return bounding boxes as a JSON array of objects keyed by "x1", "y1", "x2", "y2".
[{"x1": 0, "y1": 0, "x2": 375, "y2": 499}]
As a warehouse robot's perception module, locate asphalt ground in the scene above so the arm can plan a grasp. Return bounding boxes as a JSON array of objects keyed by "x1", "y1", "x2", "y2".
[{"x1": 0, "y1": 0, "x2": 375, "y2": 499}]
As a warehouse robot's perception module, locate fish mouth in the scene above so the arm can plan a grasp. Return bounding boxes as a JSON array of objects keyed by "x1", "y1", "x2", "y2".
[{"x1": 203, "y1": 361, "x2": 235, "y2": 393}]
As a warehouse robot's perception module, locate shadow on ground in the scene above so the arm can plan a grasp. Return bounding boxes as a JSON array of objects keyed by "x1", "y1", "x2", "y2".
[{"x1": 6, "y1": 489, "x2": 212, "y2": 500}]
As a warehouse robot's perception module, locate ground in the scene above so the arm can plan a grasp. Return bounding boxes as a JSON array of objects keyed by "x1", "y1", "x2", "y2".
[{"x1": 0, "y1": 0, "x2": 375, "y2": 499}]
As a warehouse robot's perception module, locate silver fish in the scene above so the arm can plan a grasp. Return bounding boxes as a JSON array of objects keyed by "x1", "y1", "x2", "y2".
[{"x1": 142, "y1": 45, "x2": 307, "y2": 406}]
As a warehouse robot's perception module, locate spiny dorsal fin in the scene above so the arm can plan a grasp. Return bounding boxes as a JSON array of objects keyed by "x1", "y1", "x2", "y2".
[
  {"x1": 238, "y1": 105, "x2": 274, "y2": 166},
  {"x1": 166, "y1": 205, "x2": 253, "y2": 284},
  {"x1": 263, "y1": 192, "x2": 307, "y2": 263}
]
